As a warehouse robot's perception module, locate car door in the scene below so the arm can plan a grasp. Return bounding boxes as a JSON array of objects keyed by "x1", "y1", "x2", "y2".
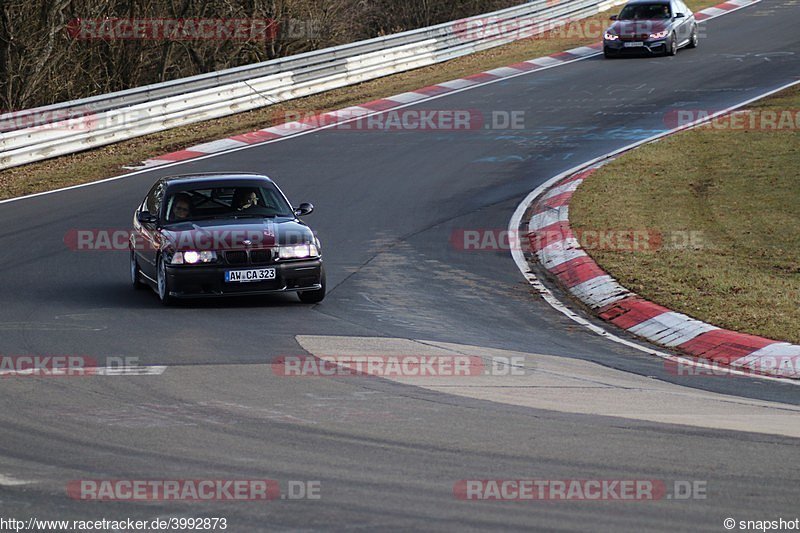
[
  {"x1": 135, "y1": 181, "x2": 165, "y2": 278},
  {"x1": 672, "y1": 0, "x2": 690, "y2": 43},
  {"x1": 680, "y1": 0, "x2": 695, "y2": 42}
]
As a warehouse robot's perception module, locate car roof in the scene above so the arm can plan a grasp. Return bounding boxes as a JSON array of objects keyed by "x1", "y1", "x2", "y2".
[
  {"x1": 161, "y1": 172, "x2": 273, "y2": 189},
  {"x1": 624, "y1": 0, "x2": 670, "y2": 4},
  {"x1": 161, "y1": 172, "x2": 272, "y2": 183}
]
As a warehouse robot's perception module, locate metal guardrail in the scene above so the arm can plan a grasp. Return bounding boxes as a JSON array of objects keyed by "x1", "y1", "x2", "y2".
[{"x1": 0, "y1": 0, "x2": 623, "y2": 170}]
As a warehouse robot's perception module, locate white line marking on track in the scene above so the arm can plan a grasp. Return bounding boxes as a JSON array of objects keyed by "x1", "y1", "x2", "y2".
[
  {"x1": 0, "y1": 474, "x2": 35, "y2": 486},
  {"x1": 95, "y1": 365, "x2": 168, "y2": 376}
]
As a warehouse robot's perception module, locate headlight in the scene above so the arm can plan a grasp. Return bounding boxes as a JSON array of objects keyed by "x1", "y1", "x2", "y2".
[
  {"x1": 604, "y1": 32, "x2": 619, "y2": 41},
  {"x1": 279, "y1": 244, "x2": 320, "y2": 259},
  {"x1": 649, "y1": 30, "x2": 668, "y2": 39},
  {"x1": 172, "y1": 250, "x2": 217, "y2": 264}
]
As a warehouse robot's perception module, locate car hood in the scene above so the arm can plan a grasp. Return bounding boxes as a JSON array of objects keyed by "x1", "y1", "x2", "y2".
[
  {"x1": 608, "y1": 19, "x2": 670, "y2": 36},
  {"x1": 160, "y1": 217, "x2": 315, "y2": 250}
]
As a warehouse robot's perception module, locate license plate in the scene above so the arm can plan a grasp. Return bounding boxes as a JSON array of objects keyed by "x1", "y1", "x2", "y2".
[
  {"x1": 624, "y1": 42, "x2": 644, "y2": 47},
  {"x1": 225, "y1": 268, "x2": 276, "y2": 282}
]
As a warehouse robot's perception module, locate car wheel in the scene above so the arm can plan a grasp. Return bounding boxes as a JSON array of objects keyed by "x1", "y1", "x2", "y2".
[
  {"x1": 298, "y1": 266, "x2": 326, "y2": 304},
  {"x1": 157, "y1": 255, "x2": 175, "y2": 306},
  {"x1": 130, "y1": 250, "x2": 146, "y2": 290},
  {"x1": 667, "y1": 33, "x2": 678, "y2": 56},
  {"x1": 687, "y1": 26, "x2": 698, "y2": 48},
  {"x1": 603, "y1": 47, "x2": 614, "y2": 59}
]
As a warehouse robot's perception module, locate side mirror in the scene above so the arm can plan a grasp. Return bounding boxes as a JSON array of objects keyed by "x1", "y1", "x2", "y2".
[
  {"x1": 675, "y1": 12, "x2": 685, "y2": 17},
  {"x1": 137, "y1": 211, "x2": 157, "y2": 224},
  {"x1": 610, "y1": 14, "x2": 618, "y2": 20},
  {"x1": 294, "y1": 202, "x2": 314, "y2": 216}
]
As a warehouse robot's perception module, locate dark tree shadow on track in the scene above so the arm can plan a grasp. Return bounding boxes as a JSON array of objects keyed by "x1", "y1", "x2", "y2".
[{"x1": 43, "y1": 280, "x2": 315, "y2": 310}]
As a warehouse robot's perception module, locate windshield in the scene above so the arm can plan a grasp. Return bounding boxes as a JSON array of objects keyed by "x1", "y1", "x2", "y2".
[
  {"x1": 618, "y1": 3, "x2": 672, "y2": 19},
  {"x1": 163, "y1": 185, "x2": 294, "y2": 223}
]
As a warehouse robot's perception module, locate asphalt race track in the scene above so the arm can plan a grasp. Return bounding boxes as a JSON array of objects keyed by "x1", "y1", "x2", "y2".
[{"x1": 0, "y1": 1, "x2": 799, "y2": 530}]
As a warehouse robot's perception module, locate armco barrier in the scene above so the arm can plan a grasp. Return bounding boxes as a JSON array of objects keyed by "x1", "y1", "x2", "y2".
[{"x1": 0, "y1": 0, "x2": 625, "y2": 170}]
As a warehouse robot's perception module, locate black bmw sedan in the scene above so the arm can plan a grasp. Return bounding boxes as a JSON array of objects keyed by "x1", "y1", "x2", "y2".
[
  {"x1": 603, "y1": 0, "x2": 698, "y2": 57},
  {"x1": 129, "y1": 173, "x2": 325, "y2": 305}
]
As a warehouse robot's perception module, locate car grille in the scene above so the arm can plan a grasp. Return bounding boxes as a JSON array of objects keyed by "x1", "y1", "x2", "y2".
[
  {"x1": 224, "y1": 249, "x2": 273, "y2": 265},
  {"x1": 250, "y1": 250, "x2": 272, "y2": 264},
  {"x1": 620, "y1": 34, "x2": 650, "y2": 41},
  {"x1": 224, "y1": 251, "x2": 248, "y2": 265}
]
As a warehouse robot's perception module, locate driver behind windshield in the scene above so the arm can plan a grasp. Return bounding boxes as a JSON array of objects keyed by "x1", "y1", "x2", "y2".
[
  {"x1": 621, "y1": 4, "x2": 671, "y2": 19},
  {"x1": 170, "y1": 193, "x2": 193, "y2": 221}
]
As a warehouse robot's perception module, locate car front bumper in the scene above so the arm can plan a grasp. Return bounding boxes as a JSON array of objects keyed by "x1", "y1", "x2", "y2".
[
  {"x1": 165, "y1": 258, "x2": 323, "y2": 298},
  {"x1": 604, "y1": 38, "x2": 668, "y2": 55}
]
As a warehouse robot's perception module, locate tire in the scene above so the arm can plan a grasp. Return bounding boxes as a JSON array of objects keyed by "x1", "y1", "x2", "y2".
[
  {"x1": 157, "y1": 255, "x2": 175, "y2": 306},
  {"x1": 603, "y1": 47, "x2": 614, "y2": 59},
  {"x1": 130, "y1": 250, "x2": 146, "y2": 290},
  {"x1": 298, "y1": 266, "x2": 326, "y2": 304},
  {"x1": 667, "y1": 33, "x2": 678, "y2": 56},
  {"x1": 687, "y1": 26, "x2": 698, "y2": 48}
]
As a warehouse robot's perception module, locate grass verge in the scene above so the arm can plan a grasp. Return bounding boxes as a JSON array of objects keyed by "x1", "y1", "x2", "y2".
[
  {"x1": 0, "y1": 0, "x2": 718, "y2": 201},
  {"x1": 570, "y1": 84, "x2": 800, "y2": 344}
]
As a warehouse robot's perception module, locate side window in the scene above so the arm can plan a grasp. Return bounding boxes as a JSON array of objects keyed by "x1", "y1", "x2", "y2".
[
  {"x1": 142, "y1": 185, "x2": 157, "y2": 214},
  {"x1": 145, "y1": 182, "x2": 164, "y2": 216}
]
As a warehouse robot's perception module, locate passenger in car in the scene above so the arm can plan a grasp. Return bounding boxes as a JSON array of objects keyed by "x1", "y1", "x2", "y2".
[{"x1": 233, "y1": 188, "x2": 260, "y2": 211}]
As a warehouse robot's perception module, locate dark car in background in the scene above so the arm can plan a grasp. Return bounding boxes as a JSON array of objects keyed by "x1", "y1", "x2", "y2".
[
  {"x1": 603, "y1": 0, "x2": 698, "y2": 57},
  {"x1": 130, "y1": 173, "x2": 325, "y2": 305}
]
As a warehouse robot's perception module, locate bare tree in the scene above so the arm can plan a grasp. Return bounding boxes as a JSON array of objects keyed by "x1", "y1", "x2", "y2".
[{"x1": 0, "y1": 0, "x2": 520, "y2": 110}]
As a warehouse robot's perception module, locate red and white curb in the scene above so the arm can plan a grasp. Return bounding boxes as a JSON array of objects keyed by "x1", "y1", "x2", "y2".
[
  {"x1": 692, "y1": 0, "x2": 755, "y2": 21},
  {"x1": 128, "y1": 0, "x2": 759, "y2": 170},
  {"x1": 525, "y1": 160, "x2": 800, "y2": 379}
]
